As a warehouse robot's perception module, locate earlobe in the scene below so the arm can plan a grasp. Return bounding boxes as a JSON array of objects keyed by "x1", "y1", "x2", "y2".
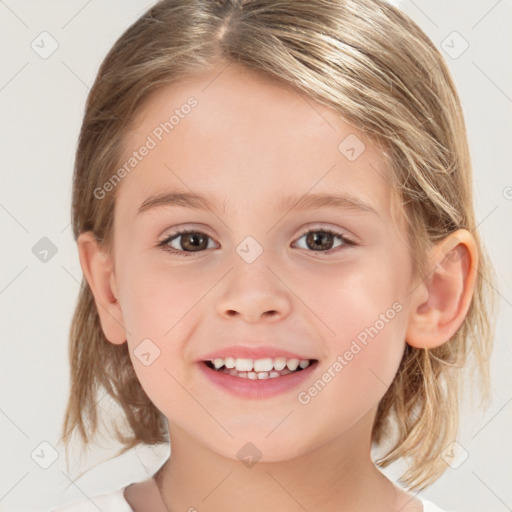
[
  {"x1": 77, "y1": 231, "x2": 127, "y2": 345},
  {"x1": 406, "y1": 229, "x2": 478, "y2": 349}
]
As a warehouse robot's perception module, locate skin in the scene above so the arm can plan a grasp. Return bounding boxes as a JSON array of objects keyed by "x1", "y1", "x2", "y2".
[{"x1": 78, "y1": 63, "x2": 478, "y2": 511}]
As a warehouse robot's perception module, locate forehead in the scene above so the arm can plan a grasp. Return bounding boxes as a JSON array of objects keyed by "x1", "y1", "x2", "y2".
[{"x1": 114, "y1": 64, "x2": 400, "y2": 226}]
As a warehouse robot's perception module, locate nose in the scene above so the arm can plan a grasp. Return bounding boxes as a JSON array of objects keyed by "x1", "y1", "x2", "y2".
[{"x1": 216, "y1": 262, "x2": 292, "y2": 323}]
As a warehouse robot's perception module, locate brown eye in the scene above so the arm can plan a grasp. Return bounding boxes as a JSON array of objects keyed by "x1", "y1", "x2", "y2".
[
  {"x1": 305, "y1": 231, "x2": 335, "y2": 251},
  {"x1": 176, "y1": 232, "x2": 208, "y2": 252},
  {"x1": 294, "y1": 228, "x2": 354, "y2": 254},
  {"x1": 160, "y1": 229, "x2": 216, "y2": 256}
]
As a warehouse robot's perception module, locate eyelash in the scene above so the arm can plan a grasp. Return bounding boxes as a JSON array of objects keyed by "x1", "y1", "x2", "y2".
[{"x1": 158, "y1": 227, "x2": 356, "y2": 258}]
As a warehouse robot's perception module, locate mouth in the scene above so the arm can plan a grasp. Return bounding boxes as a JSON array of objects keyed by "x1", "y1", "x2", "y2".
[
  {"x1": 203, "y1": 356, "x2": 317, "y2": 379},
  {"x1": 198, "y1": 356, "x2": 319, "y2": 399}
]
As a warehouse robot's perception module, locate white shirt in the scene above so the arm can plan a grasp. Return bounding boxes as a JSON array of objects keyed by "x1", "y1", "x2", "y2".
[{"x1": 51, "y1": 485, "x2": 455, "y2": 512}]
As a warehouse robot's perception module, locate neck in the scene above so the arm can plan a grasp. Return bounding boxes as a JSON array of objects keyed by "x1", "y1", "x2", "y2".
[{"x1": 155, "y1": 407, "x2": 410, "y2": 512}]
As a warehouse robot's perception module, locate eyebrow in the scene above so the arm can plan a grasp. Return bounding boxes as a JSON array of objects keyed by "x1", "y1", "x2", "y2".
[{"x1": 137, "y1": 191, "x2": 378, "y2": 217}]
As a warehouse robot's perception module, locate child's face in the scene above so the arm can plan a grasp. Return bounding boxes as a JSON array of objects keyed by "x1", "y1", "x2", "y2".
[{"x1": 109, "y1": 65, "x2": 419, "y2": 460}]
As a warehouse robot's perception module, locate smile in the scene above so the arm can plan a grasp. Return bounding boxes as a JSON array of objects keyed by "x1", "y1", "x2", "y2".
[
  {"x1": 199, "y1": 357, "x2": 319, "y2": 399},
  {"x1": 205, "y1": 356, "x2": 313, "y2": 379}
]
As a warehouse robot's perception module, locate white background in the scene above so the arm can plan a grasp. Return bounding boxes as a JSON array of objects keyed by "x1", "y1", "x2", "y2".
[{"x1": 1, "y1": 1, "x2": 511, "y2": 511}]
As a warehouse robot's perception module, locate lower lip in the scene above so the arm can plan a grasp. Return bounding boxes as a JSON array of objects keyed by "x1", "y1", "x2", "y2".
[{"x1": 197, "y1": 361, "x2": 319, "y2": 399}]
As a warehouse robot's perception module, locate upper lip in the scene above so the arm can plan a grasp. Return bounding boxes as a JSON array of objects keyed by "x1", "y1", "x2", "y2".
[{"x1": 199, "y1": 345, "x2": 316, "y2": 362}]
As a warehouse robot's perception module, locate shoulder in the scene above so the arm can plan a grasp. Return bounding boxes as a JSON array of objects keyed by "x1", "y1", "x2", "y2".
[
  {"x1": 421, "y1": 498, "x2": 456, "y2": 512},
  {"x1": 51, "y1": 486, "x2": 133, "y2": 512}
]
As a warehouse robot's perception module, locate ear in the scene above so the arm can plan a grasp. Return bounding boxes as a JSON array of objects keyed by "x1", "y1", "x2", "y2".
[
  {"x1": 406, "y1": 229, "x2": 478, "y2": 349},
  {"x1": 77, "y1": 231, "x2": 127, "y2": 345}
]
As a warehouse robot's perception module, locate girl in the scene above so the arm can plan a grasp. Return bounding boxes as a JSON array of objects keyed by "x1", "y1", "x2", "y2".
[{"x1": 55, "y1": 0, "x2": 496, "y2": 511}]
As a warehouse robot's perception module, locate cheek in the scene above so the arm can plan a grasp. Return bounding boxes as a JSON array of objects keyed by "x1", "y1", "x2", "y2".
[
  {"x1": 117, "y1": 257, "x2": 206, "y2": 338},
  {"x1": 294, "y1": 297, "x2": 407, "y2": 436},
  {"x1": 293, "y1": 247, "x2": 410, "y2": 405},
  {"x1": 115, "y1": 260, "x2": 213, "y2": 409},
  {"x1": 296, "y1": 253, "x2": 409, "y2": 350}
]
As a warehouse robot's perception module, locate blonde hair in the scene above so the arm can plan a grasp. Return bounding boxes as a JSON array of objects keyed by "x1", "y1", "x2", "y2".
[{"x1": 61, "y1": 0, "x2": 496, "y2": 490}]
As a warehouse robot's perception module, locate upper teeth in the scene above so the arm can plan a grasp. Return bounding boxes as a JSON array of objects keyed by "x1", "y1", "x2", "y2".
[{"x1": 211, "y1": 357, "x2": 311, "y2": 372}]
